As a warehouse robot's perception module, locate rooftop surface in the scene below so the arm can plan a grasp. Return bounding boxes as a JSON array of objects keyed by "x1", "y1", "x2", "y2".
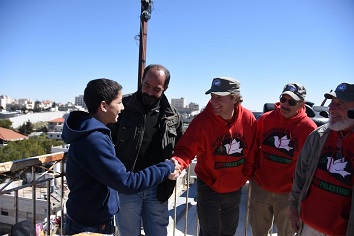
[{"x1": 167, "y1": 181, "x2": 278, "y2": 236}]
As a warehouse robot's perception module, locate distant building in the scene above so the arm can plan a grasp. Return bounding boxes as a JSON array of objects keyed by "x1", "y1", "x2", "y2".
[
  {"x1": 17, "y1": 98, "x2": 34, "y2": 110},
  {"x1": 171, "y1": 98, "x2": 200, "y2": 125},
  {"x1": 41, "y1": 100, "x2": 53, "y2": 110},
  {"x1": 47, "y1": 118, "x2": 64, "y2": 140},
  {"x1": 171, "y1": 97, "x2": 186, "y2": 108},
  {"x1": 171, "y1": 98, "x2": 199, "y2": 112},
  {"x1": 75, "y1": 95, "x2": 86, "y2": 109},
  {"x1": 188, "y1": 102, "x2": 199, "y2": 110},
  {"x1": 0, "y1": 95, "x2": 14, "y2": 111}
]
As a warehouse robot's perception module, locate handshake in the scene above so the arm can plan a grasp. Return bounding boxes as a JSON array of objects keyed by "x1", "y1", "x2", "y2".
[{"x1": 168, "y1": 157, "x2": 182, "y2": 180}]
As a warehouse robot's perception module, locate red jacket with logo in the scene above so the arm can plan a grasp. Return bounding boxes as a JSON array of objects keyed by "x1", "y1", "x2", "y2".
[
  {"x1": 254, "y1": 102, "x2": 317, "y2": 193},
  {"x1": 173, "y1": 101, "x2": 257, "y2": 193}
]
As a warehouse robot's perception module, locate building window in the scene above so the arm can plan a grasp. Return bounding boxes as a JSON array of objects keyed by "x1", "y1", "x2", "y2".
[{"x1": 1, "y1": 210, "x2": 9, "y2": 216}]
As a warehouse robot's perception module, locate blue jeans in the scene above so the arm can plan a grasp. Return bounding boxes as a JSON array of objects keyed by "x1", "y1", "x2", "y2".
[
  {"x1": 64, "y1": 214, "x2": 115, "y2": 235},
  {"x1": 116, "y1": 185, "x2": 169, "y2": 236},
  {"x1": 197, "y1": 178, "x2": 242, "y2": 236}
]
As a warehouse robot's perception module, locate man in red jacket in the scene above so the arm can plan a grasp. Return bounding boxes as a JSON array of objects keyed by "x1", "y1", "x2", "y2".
[
  {"x1": 250, "y1": 83, "x2": 317, "y2": 236},
  {"x1": 172, "y1": 77, "x2": 257, "y2": 236},
  {"x1": 290, "y1": 82, "x2": 354, "y2": 236}
]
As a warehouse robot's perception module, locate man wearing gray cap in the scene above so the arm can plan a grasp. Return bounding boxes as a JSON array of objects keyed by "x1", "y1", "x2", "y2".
[
  {"x1": 249, "y1": 82, "x2": 317, "y2": 236},
  {"x1": 171, "y1": 77, "x2": 258, "y2": 236},
  {"x1": 290, "y1": 82, "x2": 354, "y2": 236}
]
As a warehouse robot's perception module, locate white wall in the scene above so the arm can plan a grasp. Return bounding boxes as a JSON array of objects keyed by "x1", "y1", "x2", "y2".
[{"x1": 9, "y1": 111, "x2": 68, "y2": 129}]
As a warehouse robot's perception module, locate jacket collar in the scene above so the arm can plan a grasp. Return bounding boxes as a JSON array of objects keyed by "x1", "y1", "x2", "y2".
[{"x1": 124, "y1": 92, "x2": 175, "y2": 117}]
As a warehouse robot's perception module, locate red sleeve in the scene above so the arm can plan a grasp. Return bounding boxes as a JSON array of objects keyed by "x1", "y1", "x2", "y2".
[
  {"x1": 172, "y1": 117, "x2": 205, "y2": 170},
  {"x1": 242, "y1": 113, "x2": 259, "y2": 178}
]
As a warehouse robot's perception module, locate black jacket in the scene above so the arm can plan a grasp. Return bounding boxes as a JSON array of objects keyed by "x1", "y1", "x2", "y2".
[{"x1": 109, "y1": 92, "x2": 183, "y2": 202}]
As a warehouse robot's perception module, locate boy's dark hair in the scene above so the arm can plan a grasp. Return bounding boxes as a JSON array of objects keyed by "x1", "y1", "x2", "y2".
[
  {"x1": 142, "y1": 64, "x2": 171, "y2": 87},
  {"x1": 84, "y1": 78, "x2": 122, "y2": 114}
]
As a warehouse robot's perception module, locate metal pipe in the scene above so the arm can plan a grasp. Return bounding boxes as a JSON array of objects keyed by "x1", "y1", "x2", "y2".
[
  {"x1": 15, "y1": 190, "x2": 18, "y2": 223},
  {"x1": 243, "y1": 182, "x2": 251, "y2": 236},
  {"x1": 32, "y1": 166, "x2": 37, "y2": 227},
  {"x1": 137, "y1": 0, "x2": 152, "y2": 87},
  {"x1": 46, "y1": 181, "x2": 51, "y2": 235},
  {"x1": 184, "y1": 167, "x2": 190, "y2": 236}
]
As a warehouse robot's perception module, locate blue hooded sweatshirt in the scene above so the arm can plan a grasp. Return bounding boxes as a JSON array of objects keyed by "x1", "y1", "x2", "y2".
[{"x1": 62, "y1": 111, "x2": 174, "y2": 226}]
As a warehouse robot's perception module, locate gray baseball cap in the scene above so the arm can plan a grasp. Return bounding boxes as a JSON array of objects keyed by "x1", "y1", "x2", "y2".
[
  {"x1": 281, "y1": 83, "x2": 306, "y2": 101},
  {"x1": 205, "y1": 77, "x2": 240, "y2": 96},
  {"x1": 324, "y1": 83, "x2": 354, "y2": 102}
]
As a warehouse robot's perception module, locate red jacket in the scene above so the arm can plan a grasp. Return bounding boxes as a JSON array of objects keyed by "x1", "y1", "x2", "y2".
[
  {"x1": 173, "y1": 101, "x2": 257, "y2": 193},
  {"x1": 254, "y1": 102, "x2": 317, "y2": 193}
]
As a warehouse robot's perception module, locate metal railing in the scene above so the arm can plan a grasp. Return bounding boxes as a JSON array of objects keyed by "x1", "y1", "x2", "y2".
[
  {"x1": 0, "y1": 153, "x2": 198, "y2": 236},
  {"x1": 0, "y1": 154, "x2": 258, "y2": 236},
  {"x1": 0, "y1": 152, "x2": 66, "y2": 235}
]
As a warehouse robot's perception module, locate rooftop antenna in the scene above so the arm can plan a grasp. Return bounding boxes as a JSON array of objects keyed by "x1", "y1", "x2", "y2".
[
  {"x1": 137, "y1": 0, "x2": 153, "y2": 88},
  {"x1": 319, "y1": 89, "x2": 332, "y2": 118},
  {"x1": 320, "y1": 89, "x2": 332, "y2": 106}
]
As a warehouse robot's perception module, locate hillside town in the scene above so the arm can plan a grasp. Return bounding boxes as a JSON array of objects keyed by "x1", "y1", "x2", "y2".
[{"x1": 0, "y1": 94, "x2": 200, "y2": 128}]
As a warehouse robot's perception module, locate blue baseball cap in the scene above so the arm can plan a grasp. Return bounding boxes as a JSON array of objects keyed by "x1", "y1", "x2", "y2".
[{"x1": 325, "y1": 83, "x2": 354, "y2": 102}]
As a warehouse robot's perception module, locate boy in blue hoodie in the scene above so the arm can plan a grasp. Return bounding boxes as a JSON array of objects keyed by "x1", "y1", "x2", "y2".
[{"x1": 62, "y1": 78, "x2": 178, "y2": 235}]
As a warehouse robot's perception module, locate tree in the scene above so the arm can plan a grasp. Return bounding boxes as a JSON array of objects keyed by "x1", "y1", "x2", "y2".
[
  {"x1": 10, "y1": 105, "x2": 18, "y2": 111},
  {"x1": 0, "y1": 119, "x2": 13, "y2": 129},
  {"x1": 33, "y1": 101, "x2": 42, "y2": 112},
  {"x1": 0, "y1": 137, "x2": 64, "y2": 162},
  {"x1": 37, "y1": 126, "x2": 48, "y2": 133},
  {"x1": 18, "y1": 120, "x2": 34, "y2": 135}
]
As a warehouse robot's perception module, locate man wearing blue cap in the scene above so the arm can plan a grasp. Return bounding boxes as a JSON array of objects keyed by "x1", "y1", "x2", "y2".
[
  {"x1": 290, "y1": 82, "x2": 354, "y2": 236},
  {"x1": 171, "y1": 77, "x2": 258, "y2": 236},
  {"x1": 249, "y1": 83, "x2": 317, "y2": 236}
]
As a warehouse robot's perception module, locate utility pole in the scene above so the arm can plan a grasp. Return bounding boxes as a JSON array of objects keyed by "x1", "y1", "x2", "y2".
[{"x1": 137, "y1": 0, "x2": 153, "y2": 88}]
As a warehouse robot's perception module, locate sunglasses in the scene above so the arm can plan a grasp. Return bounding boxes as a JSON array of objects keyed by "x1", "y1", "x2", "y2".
[{"x1": 279, "y1": 96, "x2": 299, "y2": 106}]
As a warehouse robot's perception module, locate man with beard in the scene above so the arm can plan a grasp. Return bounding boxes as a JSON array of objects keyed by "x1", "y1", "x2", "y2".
[
  {"x1": 249, "y1": 83, "x2": 317, "y2": 236},
  {"x1": 108, "y1": 64, "x2": 183, "y2": 236},
  {"x1": 289, "y1": 82, "x2": 354, "y2": 236}
]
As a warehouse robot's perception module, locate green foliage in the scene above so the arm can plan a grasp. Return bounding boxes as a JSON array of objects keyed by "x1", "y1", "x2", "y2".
[
  {"x1": 37, "y1": 126, "x2": 48, "y2": 132},
  {"x1": 18, "y1": 120, "x2": 34, "y2": 135},
  {"x1": 30, "y1": 135, "x2": 64, "y2": 153},
  {"x1": 0, "y1": 119, "x2": 13, "y2": 129},
  {"x1": 33, "y1": 101, "x2": 43, "y2": 112},
  {"x1": 32, "y1": 121, "x2": 49, "y2": 132},
  {"x1": 0, "y1": 137, "x2": 64, "y2": 163}
]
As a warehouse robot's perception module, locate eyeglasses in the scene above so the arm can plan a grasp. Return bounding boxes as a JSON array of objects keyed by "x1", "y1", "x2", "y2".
[{"x1": 279, "y1": 96, "x2": 299, "y2": 106}]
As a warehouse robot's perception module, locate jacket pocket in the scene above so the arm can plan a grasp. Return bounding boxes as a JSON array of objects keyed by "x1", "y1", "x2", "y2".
[{"x1": 300, "y1": 194, "x2": 348, "y2": 235}]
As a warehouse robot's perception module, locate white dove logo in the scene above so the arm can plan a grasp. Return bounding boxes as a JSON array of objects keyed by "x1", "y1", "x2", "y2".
[
  {"x1": 224, "y1": 139, "x2": 243, "y2": 155},
  {"x1": 326, "y1": 157, "x2": 351, "y2": 178},
  {"x1": 274, "y1": 135, "x2": 293, "y2": 151}
]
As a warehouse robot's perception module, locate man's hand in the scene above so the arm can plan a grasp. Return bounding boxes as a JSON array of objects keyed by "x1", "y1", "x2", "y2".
[
  {"x1": 168, "y1": 158, "x2": 182, "y2": 180},
  {"x1": 289, "y1": 206, "x2": 300, "y2": 233}
]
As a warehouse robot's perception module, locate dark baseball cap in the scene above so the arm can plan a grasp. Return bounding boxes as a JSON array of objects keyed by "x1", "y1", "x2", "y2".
[
  {"x1": 205, "y1": 77, "x2": 240, "y2": 96},
  {"x1": 324, "y1": 83, "x2": 354, "y2": 102},
  {"x1": 281, "y1": 83, "x2": 306, "y2": 101}
]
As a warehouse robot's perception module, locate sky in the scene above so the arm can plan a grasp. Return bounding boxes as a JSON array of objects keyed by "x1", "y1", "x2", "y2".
[{"x1": 1, "y1": 0, "x2": 353, "y2": 112}]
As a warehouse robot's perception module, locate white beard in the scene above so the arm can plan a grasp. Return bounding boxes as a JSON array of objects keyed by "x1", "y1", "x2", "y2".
[{"x1": 329, "y1": 115, "x2": 354, "y2": 131}]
